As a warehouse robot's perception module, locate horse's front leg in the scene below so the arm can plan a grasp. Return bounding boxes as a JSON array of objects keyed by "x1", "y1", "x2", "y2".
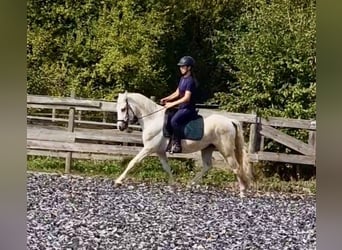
[
  {"x1": 156, "y1": 152, "x2": 174, "y2": 185},
  {"x1": 115, "y1": 147, "x2": 152, "y2": 186}
]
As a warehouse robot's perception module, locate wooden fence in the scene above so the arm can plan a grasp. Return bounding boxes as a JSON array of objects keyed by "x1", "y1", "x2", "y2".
[{"x1": 27, "y1": 94, "x2": 316, "y2": 173}]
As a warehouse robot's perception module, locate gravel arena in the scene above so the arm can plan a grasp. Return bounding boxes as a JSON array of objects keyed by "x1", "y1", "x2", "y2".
[{"x1": 27, "y1": 172, "x2": 316, "y2": 249}]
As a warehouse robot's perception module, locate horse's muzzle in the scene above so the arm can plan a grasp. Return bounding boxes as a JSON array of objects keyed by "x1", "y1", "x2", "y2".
[{"x1": 117, "y1": 121, "x2": 128, "y2": 131}]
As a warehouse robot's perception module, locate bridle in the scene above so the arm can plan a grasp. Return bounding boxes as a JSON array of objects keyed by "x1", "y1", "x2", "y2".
[
  {"x1": 117, "y1": 99, "x2": 138, "y2": 126},
  {"x1": 117, "y1": 99, "x2": 165, "y2": 127}
]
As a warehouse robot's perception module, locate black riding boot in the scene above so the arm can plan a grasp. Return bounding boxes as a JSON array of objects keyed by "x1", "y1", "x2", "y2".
[{"x1": 171, "y1": 131, "x2": 182, "y2": 153}]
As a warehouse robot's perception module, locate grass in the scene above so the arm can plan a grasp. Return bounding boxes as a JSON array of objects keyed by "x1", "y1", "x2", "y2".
[{"x1": 27, "y1": 156, "x2": 316, "y2": 195}]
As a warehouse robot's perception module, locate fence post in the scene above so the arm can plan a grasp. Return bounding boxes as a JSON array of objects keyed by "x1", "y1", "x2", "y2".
[
  {"x1": 103, "y1": 111, "x2": 107, "y2": 123},
  {"x1": 65, "y1": 89, "x2": 76, "y2": 174},
  {"x1": 308, "y1": 121, "x2": 316, "y2": 155},
  {"x1": 52, "y1": 108, "x2": 56, "y2": 122},
  {"x1": 259, "y1": 134, "x2": 265, "y2": 152},
  {"x1": 77, "y1": 110, "x2": 82, "y2": 121},
  {"x1": 248, "y1": 112, "x2": 261, "y2": 155}
]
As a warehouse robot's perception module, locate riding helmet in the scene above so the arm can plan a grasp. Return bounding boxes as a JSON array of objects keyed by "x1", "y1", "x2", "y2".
[{"x1": 177, "y1": 56, "x2": 195, "y2": 67}]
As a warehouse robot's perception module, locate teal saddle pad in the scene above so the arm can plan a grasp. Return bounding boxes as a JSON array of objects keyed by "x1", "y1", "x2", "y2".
[{"x1": 163, "y1": 115, "x2": 204, "y2": 141}]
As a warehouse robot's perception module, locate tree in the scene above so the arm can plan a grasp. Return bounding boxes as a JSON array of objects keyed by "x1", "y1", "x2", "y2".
[
  {"x1": 211, "y1": 0, "x2": 316, "y2": 119},
  {"x1": 27, "y1": 0, "x2": 171, "y2": 99}
]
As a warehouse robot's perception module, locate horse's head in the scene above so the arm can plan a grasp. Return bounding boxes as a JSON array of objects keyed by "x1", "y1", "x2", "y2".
[{"x1": 116, "y1": 91, "x2": 138, "y2": 131}]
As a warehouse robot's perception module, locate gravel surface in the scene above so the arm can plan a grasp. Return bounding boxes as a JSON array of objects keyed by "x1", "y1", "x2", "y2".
[{"x1": 27, "y1": 172, "x2": 316, "y2": 250}]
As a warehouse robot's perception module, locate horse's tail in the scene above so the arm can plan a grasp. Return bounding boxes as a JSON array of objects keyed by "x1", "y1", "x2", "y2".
[{"x1": 232, "y1": 121, "x2": 254, "y2": 188}]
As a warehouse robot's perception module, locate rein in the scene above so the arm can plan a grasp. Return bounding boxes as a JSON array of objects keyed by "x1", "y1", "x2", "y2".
[
  {"x1": 117, "y1": 99, "x2": 165, "y2": 124},
  {"x1": 137, "y1": 107, "x2": 165, "y2": 119}
]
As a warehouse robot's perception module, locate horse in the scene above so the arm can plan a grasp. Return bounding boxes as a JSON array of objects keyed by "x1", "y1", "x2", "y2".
[{"x1": 115, "y1": 91, "x2": 253, "y2": 197}]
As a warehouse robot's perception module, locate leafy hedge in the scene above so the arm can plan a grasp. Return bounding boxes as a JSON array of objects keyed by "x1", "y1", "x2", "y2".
[{"x1": 28, "y1": 0, "x2": 316, "y2": 120}]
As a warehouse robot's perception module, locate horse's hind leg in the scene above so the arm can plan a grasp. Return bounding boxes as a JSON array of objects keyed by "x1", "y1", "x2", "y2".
[
  {"x1": 225, "y1": 156, "x2": 248, "y2": 197},
  {"x1": 189, "y1": 146, "x2": 214, "y2": 186},
  {"x1": 157, "y1": 152, "x2": 174, "y2": 185}
]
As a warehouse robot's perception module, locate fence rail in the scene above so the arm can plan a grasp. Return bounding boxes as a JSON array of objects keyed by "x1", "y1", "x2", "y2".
[{"x1": 27, "y1": 94, "x2": 316, "y2": 173}]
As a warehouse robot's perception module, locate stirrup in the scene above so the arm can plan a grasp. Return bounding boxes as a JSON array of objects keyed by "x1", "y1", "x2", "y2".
[
  {"x1": 170, "y1": 143, "x2": 182, "y2": 154},
  {"x1": 166, "y1": 138, "x2": 173, "y2": 152}
]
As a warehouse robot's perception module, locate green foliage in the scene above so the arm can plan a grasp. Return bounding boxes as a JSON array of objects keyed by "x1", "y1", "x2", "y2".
[
  {"x1": 26, "y1": 0, "x2": 247, "y2": 100},
  {"x1": 27, "y1": 0, "x2": 171, "y2": 99},
  {"x1": 27, "y1": 0, "x2": 101, "y2": 96},
  {"x1": 211, "y1": 0, "x2": 316, "y2": 119},
  {"x1": 28, "y1": 0, "x2": 316, "y2": 119},
  {"x1": 28, "y1": 156, "x2": 65, "y2": 173},
  {"x1": 92, "y1": 0, "x2": 169, "y2": 98},
  {"x1": 207, "y1": 0, "x2": 316, "y2": 167}
]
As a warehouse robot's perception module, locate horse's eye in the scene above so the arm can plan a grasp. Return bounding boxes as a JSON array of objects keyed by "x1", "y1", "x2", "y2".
[{"x1": 121, "y1": 107, "x2": 126, "y2": 112}]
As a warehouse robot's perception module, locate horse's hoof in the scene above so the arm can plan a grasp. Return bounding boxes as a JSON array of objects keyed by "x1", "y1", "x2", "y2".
[
  {"x1": 186, "y1": 183, "x2": 199, "y2": 190},
  {"x1": 114, "y1": 181, "x2": 122, "y2": 187},
  {"x1": 239, "y1": 191, "x2": 246, "y2": 198},
  {"x1": 167, "y1": 178, "x2": 175, "y2": 186},
  {"x1": 166, "y1": 184, "x2": 176, "y2": 193}
]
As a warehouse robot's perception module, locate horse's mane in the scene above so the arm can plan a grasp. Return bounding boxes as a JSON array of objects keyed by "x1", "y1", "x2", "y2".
[{"x1": 127, "y1": 92, "x2": 161, "y2": 113}]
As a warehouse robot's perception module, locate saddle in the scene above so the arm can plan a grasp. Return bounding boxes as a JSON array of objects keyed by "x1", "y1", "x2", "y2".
[{"x1": 163, "y1": 109, "x2": 204, "y2": 140}]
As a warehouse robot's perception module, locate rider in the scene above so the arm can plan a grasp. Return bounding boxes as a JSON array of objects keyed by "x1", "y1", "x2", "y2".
[{"x1": 160, "y1": 56, "x2": 198, "y2": 153}]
